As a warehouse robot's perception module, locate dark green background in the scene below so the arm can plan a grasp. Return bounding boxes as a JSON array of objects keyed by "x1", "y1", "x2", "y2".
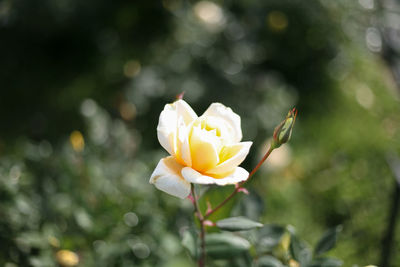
[{"x1": 0, "y1": 0, "x2": 399, "y2": 266}]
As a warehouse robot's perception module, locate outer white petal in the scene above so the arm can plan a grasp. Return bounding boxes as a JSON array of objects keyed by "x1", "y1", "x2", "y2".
[
  {"x1": 182, "y1": 167, "x2": 249, "y2": 186},
  {"x1": 175, "y1": 99, "x2": 198, "y2": 125},
  {"x1": 175, "y1": 118, "x2": 192, "y2": 166},
  {"x1": 157, "y1": 105, "x2": 177, "y2": 155},
  {"x1": 206, "y1": 142, "x2": 252, "y2": 175},
  {"x1": 157, "y1": 100, "x2": 197, "y2": 155},
  {"x1": 149, "y1": 156, "x2": 191, "y2": 199},
  {"x1": 202, "y1": 103, "x2": 242, "y2": 143}
]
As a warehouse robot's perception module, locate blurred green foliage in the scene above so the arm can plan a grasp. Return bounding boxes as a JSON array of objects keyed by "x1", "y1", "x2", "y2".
[{"x1": 1, "y1": 0, "x2": 400, "y2": 266}]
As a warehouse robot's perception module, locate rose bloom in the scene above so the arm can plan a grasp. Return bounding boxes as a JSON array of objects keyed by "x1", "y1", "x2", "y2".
[{"x1": 149, "y1": 100, "x2": 252, "y2": 198}]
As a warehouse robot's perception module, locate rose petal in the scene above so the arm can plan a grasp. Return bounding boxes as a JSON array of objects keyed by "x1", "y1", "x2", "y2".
[
  {"x1": 157, "y1": 100, "x2": 197, "y2": 156},
  {"x1": 175, "y1": 118, "x2": 192, "y2": 166},
  {"x1": 202, "y1": 103, "x2": 242, "y2": 143},
  {"x1": 149, "y1": 156, "x2": 191, "y2": 199},
  {"x1": 190, "y1": 125, "x2": 221, "y2": 171},
  {"x1": 175, "y1": 99, "x2": 198, "y2": 125},
  {"x1": 182, "y1": 166, "x2": 249, "y2": 185},
  {"x1": 157, "y1": 106, "x2": 177, "y2": 156},
  {"x1": 205, "y1": 142, "x2": 252, "y2": 175},
  {"x1": 196, "y1": 115, "x2": 235, "y2": 145}
]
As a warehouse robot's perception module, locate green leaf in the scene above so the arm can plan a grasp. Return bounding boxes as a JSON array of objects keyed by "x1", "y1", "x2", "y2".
[
  {"x1": 255, "y1": 256, "x2": 284, "y2": 267},
  {"x1": 309, "y1": 257, "x2": 343, "y2": 267},
  {"x1": 181, "y1": 228, "x2": 198, "y2": 259},
  {"x1": 205, "y1": 232, "x2": 250, "y2": 259},
  {"x1": 236, "y1": 190, "x2": 265, "y2": 220},
  {"x1": 233, "y1": 254, "x2": 253, "y2": 267},
  {"x1": 257, "y1": 224, "x2": 286, "y2": 252},
  {"x1": 314, "y1": 225, "x2": 342, "y2": 256},
  {"x1": 216, "y1": 216, "x2": 263, "y2": 231},
  {"x1": 199, "y1": 185, "x2": 237, "y2": 222},
  {"x1": 290, "y1": 234, "x2": 312, "y2": 266}
]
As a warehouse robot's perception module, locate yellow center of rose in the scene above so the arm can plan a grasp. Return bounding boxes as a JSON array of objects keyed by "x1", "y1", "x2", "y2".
[
  {"x1": 173, "y1": 116, "x2": 237, "y2": 178},
  {"x1": 199, "y1": 117, "x2": 222, "y2": 137}
]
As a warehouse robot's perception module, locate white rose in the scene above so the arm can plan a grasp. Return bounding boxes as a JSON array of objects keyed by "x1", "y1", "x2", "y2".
[{"x1": 149, "y1": 100, "x2": 252, "y2": 199}]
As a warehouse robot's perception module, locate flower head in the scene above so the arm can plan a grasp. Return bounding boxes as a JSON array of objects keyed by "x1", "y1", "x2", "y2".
[{"x1": 150, "y1": 100, "x2": 252, "y2": 198}]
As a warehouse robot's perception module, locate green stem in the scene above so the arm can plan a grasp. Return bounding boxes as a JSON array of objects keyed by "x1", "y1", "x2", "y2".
[{"x1": 191, "y1": 184, "x2": 206, "y2": 267}]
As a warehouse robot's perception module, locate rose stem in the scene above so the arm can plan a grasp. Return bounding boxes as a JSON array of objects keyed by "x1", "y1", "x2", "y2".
[
  {"x1": 191, "y1": 184, "x2": 206, "y2": 267},
  {"x1": 204, "y1": 145, "x2": 274, "y2": 219}
]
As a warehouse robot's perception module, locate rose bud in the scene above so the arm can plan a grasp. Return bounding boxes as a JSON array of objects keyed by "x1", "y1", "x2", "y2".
[{"x1": 272, "y1": 108, "x2": 297, "y2": 148}]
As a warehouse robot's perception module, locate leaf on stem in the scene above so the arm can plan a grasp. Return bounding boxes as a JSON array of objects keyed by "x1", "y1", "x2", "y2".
[
  {"x1": 205, "y1": 232, "x2": 250, "y2": 258},
  {"x1": 290, "y1": 234, "x2": 312, "y2": 266},
  {"x1": 256, "y1": 224, "x2": 286, "y2": 253},
  {"x1": 216, "y1": 216, "x2": 263, "y2": 231},
  {"x1": 314, "y1": 225, "x2": 342, "y2": 256},
  {"x1": 309, "y1": 257, "x2": 343, "y2": 267},
  {"x1": 255, "y1": 255, "x2": 284, "y2": 267},
  {"x1": 199, "y1": 185, "x2": 237, "y2": 221},
  {"x1": 181, "y1": 228, "x2": 198, "y2": 259}
]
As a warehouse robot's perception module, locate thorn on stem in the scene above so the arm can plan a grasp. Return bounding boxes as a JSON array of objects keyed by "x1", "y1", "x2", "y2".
[
  {"x1": 187, "y1": 194, "x2": 195, "y2": 204},
  {"x1": 203, "y1": 220, "x2": 216, "y2": 227},
  {"x1": 237, "y1": 187, "x2": 249, "y2": 195}
]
